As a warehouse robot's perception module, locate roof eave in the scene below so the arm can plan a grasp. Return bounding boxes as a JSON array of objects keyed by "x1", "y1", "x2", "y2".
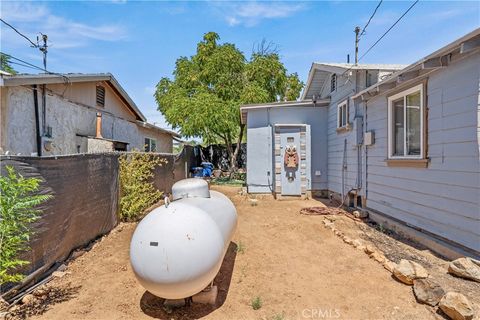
[
  {"x1": 352, "y1": 28, "x2": 480, "y2": 101},
  {"x1": 240, "y1": 99, "x2": 331, "y2": 124},
  {"x1": 136, "y1": 121, "x2": 181, "y2": 138}
]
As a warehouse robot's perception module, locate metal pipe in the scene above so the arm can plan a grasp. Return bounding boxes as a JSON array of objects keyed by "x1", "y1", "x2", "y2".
[
  {"x1": 41, "y1": 84, "x2": 46, "y2": 134},
  {"x1": 95, "y1": 112, "x2": 103, "y2": 138},
  {"x1": 32, "y1": 85, "x2": 42, "y2": 156}
]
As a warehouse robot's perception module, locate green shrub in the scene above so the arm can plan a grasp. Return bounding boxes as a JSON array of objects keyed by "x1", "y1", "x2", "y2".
[
  {"x1": 119, "y1": 152, "x2": 166, "y2": 221},
  {"x1": 251, "y1": 296, "x2": 262, "y2": 310},
  {"x1": 236, "y1": 240, "x2": 245, "y2": 254},
  {"x1": 0, "y1": 166, "x2": 52, "y2": 285}
]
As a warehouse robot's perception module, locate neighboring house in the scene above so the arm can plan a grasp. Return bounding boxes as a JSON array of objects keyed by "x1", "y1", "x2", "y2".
[
  {"x1": 241, "y1": 28, "x2": 480, "y2": 257},
  {"x1": 0, "y1": 73, "x2": 180, "y2": 155}
]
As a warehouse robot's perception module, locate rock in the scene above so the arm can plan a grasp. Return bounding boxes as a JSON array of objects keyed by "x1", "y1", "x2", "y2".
[
  {"x1": 325, "y1": 223, "x2": 335, "y2": 230},
  {"x1": 57, "y1": 264, "x2": 67, "y2": 271},
  {"x1": 356, "y1": 245, "x2": 366, "y2": 252},
  {"x1": 343, "y1": 236, "x2": 353, "y2": 245},
  {"x1": 192, "y1": 286, "x2": 218, "y2": 305},
  {"x1": 21, "y1": 294, "x2": 36, "y2": 305},
  {"x1": 370, "y1": 251, "x2": 386, "y2": 264},
  {"x1": 364, "y1": 245, "x2": 376, "y2": 255},
  {"x1": 448, "y1": 258, "x2": 480, "y2": 283},
  {"x1": 352, "y1": 239, "x2": 364, "y2": 248},
  {"x1": 353, "y1": 210, "x2": 368, "y2": 218},
  {"x1": 439, "y1": 292, "x2": 474, "y2": 320},
  {"x1": 0, "y1": 297, "x2": 8, "y2": 312},
  {"x1": 413, "y1": 279, "x2": 445, "y2": 306},
  {"x1": 383, "y1": 260, "x2": 397, "y2": 273},
  {"x1": 52, "y1": 271, "x2": 67, "y2": 278},
  {"x1": 392, "y1": 259, "x2": 429, "y2": 285},
  {"x1": 71, "y1": 249, "x2": 85, "y2": 259},
  {"x1": 33, "y1": 288, "x2": 48, "y2": 297}
]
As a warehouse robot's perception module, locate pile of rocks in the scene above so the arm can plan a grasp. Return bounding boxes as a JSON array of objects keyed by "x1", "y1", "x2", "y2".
[{"x1": 322, "y1": 217, "x2": 479, "y2": 320}]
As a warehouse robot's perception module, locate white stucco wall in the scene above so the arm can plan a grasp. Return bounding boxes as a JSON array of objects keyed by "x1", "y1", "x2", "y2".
[{"x1": 1, "y1": 85, "x2": 173, "y2": 155}]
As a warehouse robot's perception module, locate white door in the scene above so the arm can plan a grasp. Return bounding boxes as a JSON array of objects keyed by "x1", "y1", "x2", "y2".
[{"x1": 280, "y1": 128, "x2": 301, "y2": 195}]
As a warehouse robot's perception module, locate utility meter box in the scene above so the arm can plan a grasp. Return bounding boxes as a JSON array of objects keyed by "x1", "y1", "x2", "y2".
[{"x1": 364, "y1": 131, "x2": 375, "y2": 146}]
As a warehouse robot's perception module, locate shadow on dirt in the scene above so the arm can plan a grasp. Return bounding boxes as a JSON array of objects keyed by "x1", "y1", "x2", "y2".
[
  {"x1": 140, "y1": 241, "x2": 237, "y2": 320},
  {"x1": 6, "y1": 285, "x2": 81, "y2": 320}
]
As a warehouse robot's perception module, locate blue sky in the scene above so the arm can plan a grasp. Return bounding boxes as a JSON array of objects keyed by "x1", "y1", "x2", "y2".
[{"x1": 1, "y1": 1, "x2": 479, "y2": 129}]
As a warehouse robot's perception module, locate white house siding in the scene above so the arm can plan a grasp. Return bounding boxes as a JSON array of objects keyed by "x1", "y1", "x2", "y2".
[
  {"x1": 1, "y1": 86, "x2": 173, "y2": 155},
  {"x1": 326, "y1": 72, "x2": 360, "y2": 197},
  {"x1": 246, "y1": 106, "x2": 328, "y2": 193},
  {"x1": 364, "y1": 53, "x2": 480, "y2": 252}
]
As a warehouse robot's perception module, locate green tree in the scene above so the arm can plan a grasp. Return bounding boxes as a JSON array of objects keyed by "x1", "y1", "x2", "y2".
[
  {"x1": 155, "y1": 32, "x2": 304, "y2": 172},
  {"x1": 0, "y1": 53, "x2": 16, "y2": 74},
  {"x1": 0, "y1": 166, "x2": 51, "y2": 285}
]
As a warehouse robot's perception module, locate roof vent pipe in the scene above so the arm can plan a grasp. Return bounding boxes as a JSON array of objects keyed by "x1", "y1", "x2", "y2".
[{"x1": 95, "y1": 112, "x2": 103, "y2": 138}]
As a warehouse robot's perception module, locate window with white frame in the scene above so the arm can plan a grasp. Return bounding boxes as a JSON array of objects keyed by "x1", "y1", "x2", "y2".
[
  {"x1": 337, "y1": 100, "x2": 348, "y2": 128},
  {"x1": 387, "y1": 84, "x2": 424, "y2": 159},
  {"x1": 144, "y1": 137, "x2": 157, "y2": 152}
]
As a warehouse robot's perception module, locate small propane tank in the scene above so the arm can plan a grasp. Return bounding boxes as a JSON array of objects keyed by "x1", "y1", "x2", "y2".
[{"x1": 129, "y1": 178, "x2": 237, "y2": 299}]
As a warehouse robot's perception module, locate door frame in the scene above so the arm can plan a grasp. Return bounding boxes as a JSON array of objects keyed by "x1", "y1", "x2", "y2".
[{"x1": 273, "y1": 124, "x2": 309, "y2": 197}]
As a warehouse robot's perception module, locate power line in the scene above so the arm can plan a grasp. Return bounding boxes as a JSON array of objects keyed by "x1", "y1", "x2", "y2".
[
  {"x1": 341, "y1": 0, "x2": 419, "y2": 78},
  {"x1": 359, "y1": 0, "x2": 419, "y2": 61},
  {"x1": 9, "y1": 61, "x2": 43, "y2": 71},
  {"x1": 1, "y1": 51, "x2": 71, "y2": 87},
  {"x1": 0, "y1": 52, "x2": 46, "y2": 72},
  {"x1": 359, "y1": 0, "x2": 383, "y2": 39},
  {"x1": 0, "y1": 18, "x2": 38, "y2": 48}
]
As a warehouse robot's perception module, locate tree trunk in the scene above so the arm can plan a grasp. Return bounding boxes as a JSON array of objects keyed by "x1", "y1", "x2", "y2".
[
  {"x1": 229, "y1": 124, "x2": 245, "y2": 176},
  {"x1": 223, "y1": 136, "x2": 235, "y2": 175}
]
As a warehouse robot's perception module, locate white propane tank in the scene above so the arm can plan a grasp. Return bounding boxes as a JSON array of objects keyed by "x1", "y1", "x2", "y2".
[{"x1": 129, "y1": 178, "x2": 237, "y2": 299}]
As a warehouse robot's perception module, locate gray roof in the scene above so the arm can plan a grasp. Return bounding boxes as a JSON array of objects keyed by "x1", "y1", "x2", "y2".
[
  {"x1": 301, "y1": 63, "x2": 407, "y2": 100},
  {"x1": 1, "y1": 72, "x2": 147, "y2": 122},
  {"x1": 312, "y1": 62, "x2": 407, "y2": 71},
  {"x1": 136, "y1": 121, "x2": 181, "y2": 138}
]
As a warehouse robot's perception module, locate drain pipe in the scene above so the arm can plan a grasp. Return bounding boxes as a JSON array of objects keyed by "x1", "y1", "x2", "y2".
[
  {"x1": 95, "y1": 112, "x2": 103, "y2": 138},
  {"x1": 41, "y1": 84, "x2": 46, "y2": 135},
  {"x1": 32, "y1": 85, "x2": 42, "y2": 156}
]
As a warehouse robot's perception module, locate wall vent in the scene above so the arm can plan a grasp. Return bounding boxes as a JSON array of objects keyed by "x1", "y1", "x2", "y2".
[{"x1": 96, "y1": 85, "x2": 105, "y2": 107}]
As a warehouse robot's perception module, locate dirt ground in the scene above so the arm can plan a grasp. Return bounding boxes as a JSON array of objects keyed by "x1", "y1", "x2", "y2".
[{"x1": 7, "y1": 185, "x2": 480, "y2": 320}]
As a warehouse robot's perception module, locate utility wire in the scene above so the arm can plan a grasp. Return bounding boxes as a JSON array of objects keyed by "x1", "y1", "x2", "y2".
[
  {"x1": 0, "y1": 52, "x2": 46, "y2": 72},
  {"x1": 359, "y1": 0, "x2": 383, "y2": 39},
  {"x1": 359, "y1": 0, "x2": 419, "y2": 61},
  {"x1": 1, "y1": 51, "x2": 71, "y2": 86},
  {"x1": 9, "y1": 61, "x2": 43, "y2": 71},
  {"x1": 0, "y1": 18, "x2": 38, "y2": 48},
  {"x1": 341, "y1": 0, "x2": 419, "y2": 78}
]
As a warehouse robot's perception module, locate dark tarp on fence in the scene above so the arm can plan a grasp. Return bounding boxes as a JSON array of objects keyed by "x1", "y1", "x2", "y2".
[
  {"x1": 0, "y1": 149, "x2": 196, "y2": 294},
  {"x1": 0, "y1": 154, "x2": 119, "y2": 287}
]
